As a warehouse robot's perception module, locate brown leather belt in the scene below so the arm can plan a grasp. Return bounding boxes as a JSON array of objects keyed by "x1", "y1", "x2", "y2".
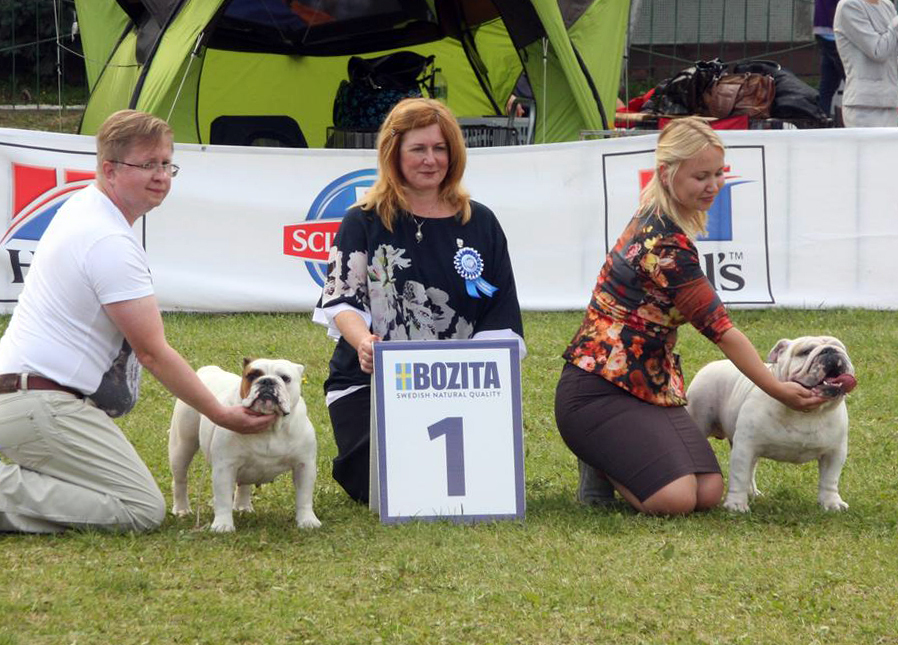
[{"x1": 0, "y1": 373, "x2": 84, "y2": 398}]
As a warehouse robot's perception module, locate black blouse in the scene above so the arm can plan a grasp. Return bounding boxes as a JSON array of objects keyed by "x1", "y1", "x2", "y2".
[{"x1": 317, "y1": 201, "x2": 524, "y2": 393}]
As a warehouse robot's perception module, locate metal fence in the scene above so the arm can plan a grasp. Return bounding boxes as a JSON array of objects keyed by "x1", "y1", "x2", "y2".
[
  {"x1": 626, "y1": 0, "x2": 818, "y2": 91},
  {"x1": 0, "y1": 0, "x2": 84, "y2": 107}
]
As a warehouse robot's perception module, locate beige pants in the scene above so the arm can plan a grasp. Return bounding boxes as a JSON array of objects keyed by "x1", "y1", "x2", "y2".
[{"x1": 0, "y1": 390, "x2": 165, "y2": 533}]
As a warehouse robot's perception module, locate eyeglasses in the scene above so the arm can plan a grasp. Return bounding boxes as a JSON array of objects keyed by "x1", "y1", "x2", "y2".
[{"x1": 112, "y1": 160, "x2": 180, "y2": 177}]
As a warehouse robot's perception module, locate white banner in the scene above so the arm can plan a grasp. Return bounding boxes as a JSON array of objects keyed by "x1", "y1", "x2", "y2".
[{"x1": 2, "y1": 126, "x2": 896, "y2": 313}]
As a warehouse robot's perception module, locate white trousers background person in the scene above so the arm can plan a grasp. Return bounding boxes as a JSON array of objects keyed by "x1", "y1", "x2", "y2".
[
  {"x1": 834, "y1": 0, "x2": 898, "y2": 127},
  {"x1": 841, "y1": 104, "x2": 898, "y2": 126}
]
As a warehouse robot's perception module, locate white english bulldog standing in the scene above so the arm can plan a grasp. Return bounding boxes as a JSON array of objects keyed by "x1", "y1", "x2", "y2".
[
  {"x1": 169, "y1": 358, "x2": 321, "y2": 532},
  {"x1": 686, "y1": 336, "x2": 857, "y2": 513}
]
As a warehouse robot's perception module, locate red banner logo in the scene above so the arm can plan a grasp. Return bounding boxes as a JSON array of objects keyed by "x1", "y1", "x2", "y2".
[{"x1": 283, "y1": 220, "x2": 342, "y2": 262}]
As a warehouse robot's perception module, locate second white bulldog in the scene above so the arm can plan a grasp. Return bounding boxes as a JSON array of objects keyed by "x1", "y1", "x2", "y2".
[
  {"x1": 169, "y1": 358, "x2": 320, "y2": 532},
  {"x1": 686, "y1": 336, "x2": 856, "y2": 513}
]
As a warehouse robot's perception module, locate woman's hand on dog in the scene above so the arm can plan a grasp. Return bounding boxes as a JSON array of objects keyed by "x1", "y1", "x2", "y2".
[{"x1": 772, "y1": 381, "x2": 829, "y2": 413}]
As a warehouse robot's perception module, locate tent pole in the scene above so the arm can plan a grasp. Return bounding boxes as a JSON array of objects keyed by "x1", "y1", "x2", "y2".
[
  {"x1": 52, "y1": 0, "x2": 63, "y2": 131},
  {"x1": 626, "y1": 0, "x2": 644, "y2": 110},
  {"x1": 542, "y1": 37, "x2": 548, "y2": 144},
  {"x1": 166, "y1": 32, "x2": 203, "y2": 125}
]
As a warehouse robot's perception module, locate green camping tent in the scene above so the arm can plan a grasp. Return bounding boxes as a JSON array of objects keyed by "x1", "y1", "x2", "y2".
[{"x1": 75, "y1": 0, "x2": 629, "y2": 147}]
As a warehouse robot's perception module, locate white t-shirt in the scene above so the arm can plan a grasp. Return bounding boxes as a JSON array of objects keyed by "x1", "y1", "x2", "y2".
[{"x1": 0, "y1": 184, "x2": 154, "y2": 409}]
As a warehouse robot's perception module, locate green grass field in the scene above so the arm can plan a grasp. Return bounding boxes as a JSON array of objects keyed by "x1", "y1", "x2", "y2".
[
  {"x1": 2, "y1": 112, "x2": 897, "y2": 643},
  {"x1": 1, "y1": 309, "x2": 896, "y2": 644},
  {"x1": 0, "y1": 108, "x2": 83, "y2": 135}
]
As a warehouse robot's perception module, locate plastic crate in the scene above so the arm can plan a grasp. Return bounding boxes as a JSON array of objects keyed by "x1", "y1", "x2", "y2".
[
  {"x1": 458, "y1": 104, "x2": 534, "y2": 146},
  {"x1": 326, "y1": 127, "x2": 378, "y2": 149},
  {"x1": 460, "y1": 124, "x2": 518, "y2": 148}
]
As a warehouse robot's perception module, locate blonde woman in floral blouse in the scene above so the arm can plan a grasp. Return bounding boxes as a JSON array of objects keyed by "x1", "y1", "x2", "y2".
[{"x1": 555, "y1": 117, "x2": 826, "y2": 515}]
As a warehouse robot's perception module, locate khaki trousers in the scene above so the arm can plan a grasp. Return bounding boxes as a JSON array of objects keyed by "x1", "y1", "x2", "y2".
[{"x1": 0, "y1": 390, "x2": 165, "y2": 533}]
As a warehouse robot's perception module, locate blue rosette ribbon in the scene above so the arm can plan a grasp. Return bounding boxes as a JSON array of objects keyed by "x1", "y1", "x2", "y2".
[{"x1": 453, "y1": 246, "x2": 498, "y2": 298}]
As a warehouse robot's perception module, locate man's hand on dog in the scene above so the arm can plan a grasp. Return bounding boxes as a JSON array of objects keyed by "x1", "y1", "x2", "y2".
[{"x1": 214, "y1": 405, "x2": 276, "y2": 434}]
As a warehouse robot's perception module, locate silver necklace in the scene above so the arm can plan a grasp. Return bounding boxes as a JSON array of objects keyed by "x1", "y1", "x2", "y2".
[{"x1": 413, "y1": 215, "x2": 425, "y2": 243}]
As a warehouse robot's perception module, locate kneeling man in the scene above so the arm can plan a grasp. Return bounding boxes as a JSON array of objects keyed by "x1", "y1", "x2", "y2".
[{"x1": 0, "y1": 110, "x2": 273, "y2": 533}]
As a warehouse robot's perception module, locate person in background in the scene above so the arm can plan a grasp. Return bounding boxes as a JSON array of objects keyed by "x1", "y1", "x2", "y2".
[
  {"x1": 0, "y1": 110, "x2": 273, "y2": 533},
  {"x1": 834, "y1": 0, "x2": 898, "y2": 127},
  {"x1": 505, "y1": 73, "x2": 533, "y2": 117},
  {"x1": 314, "y1": 98, "x2": 525, "y2": 504},
  {"x1": 815, "y1": 0, "x2": 846, "y2": 118},
  {"x1": 554, "y1": 117, "x2": 826, "y2": 515}
]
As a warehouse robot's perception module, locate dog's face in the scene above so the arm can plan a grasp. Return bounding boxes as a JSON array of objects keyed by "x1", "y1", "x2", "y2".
[
  {"x1": 767, "y1": 336, "x2": 856, "y2": 399},
  {"x1": 239, "y1": 358, "x2": 304, "y2": 416}
]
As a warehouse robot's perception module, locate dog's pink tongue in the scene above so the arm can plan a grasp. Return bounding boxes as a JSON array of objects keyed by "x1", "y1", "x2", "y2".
[{"x1": 823, "y1": 373, "x2": 857, "y2": 395}]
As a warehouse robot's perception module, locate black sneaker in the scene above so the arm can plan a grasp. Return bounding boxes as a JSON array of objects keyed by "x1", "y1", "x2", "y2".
[{"x1": 577, "y1": 459, "x2": 616, "y2": 506}]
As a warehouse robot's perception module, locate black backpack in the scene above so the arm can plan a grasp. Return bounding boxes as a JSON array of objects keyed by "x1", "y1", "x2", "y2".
[
  {"x1": 332, "y1": 52, "x2": 435, "y2": 131},
  {"x1": 643, "y1": 59, "x2": 727, "y2": 115}
]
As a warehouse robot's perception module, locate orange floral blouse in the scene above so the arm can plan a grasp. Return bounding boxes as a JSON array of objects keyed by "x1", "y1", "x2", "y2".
[{"x1": 563, "y1": 211, "x2": 733, "y2": 406}]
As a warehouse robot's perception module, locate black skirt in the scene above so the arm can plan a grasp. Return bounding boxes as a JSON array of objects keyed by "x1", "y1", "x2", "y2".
[{"x1": 554, "y1": 362, "x2": 720, "y2": 502}]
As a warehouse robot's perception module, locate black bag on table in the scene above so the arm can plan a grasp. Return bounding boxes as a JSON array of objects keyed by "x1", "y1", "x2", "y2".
[
  {"x1": 643, "y1": 58, "x2": 727, "y2": 115},
  {"x1": 333, "y1": 52, "x2": 435, "y2": 131}
]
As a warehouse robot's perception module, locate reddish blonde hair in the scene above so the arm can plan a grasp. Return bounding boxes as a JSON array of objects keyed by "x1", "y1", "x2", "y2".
[{"x1": 355, "y1": 98, "x2": 471, "y2": 231}]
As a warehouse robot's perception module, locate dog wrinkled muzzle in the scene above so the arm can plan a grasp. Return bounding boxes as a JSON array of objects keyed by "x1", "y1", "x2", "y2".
[
  {"x1": 793, "y1": 348, "x2": 857, "y2": 398},
  {"x1": 246, "y1": 378, "x2": 290, "y2": 415}
]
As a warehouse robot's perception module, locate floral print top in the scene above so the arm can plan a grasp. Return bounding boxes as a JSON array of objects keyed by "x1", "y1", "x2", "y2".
[
  {"x1": 316, "y1": 202, "x2": 524, "y2": 393},
  {"x1": 563, "y1": 211, "x2": 733, "y2": 406}
]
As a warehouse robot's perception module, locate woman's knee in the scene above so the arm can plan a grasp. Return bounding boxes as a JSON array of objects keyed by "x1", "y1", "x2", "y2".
[
  {"x1": 695, "y1": 473, "x2": 724, "y2": 511},
  {"x1": 641, "y1": 475, "x2": 699, "y2": 515}
]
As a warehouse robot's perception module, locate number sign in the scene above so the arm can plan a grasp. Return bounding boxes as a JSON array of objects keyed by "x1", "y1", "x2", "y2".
[{"x1": 369, "y1": 339, "x2": 525, "y2": 523}]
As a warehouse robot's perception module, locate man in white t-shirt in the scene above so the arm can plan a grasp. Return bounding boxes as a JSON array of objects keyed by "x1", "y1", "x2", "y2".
[{"x1": 0, "y1": 110, "x2": 274, "y2": 533}]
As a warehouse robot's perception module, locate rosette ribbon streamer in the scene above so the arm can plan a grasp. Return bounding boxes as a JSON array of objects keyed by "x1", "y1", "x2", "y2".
[{"x1": 453, "y1": 245, "x2": 498, "y2": 298}]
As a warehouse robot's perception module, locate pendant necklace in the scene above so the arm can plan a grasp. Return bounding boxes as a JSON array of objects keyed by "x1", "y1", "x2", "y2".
[{"x1": 413, "y1": 215, "x2": 425, "y2": 243}]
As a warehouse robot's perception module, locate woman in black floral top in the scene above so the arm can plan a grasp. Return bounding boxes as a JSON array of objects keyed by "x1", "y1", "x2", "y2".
[
  {"x1": 314, "y1": 98, "x2": 524, "y2": 503},
  {"x1": 555, "y1": 117, "x2": 825, "y2": 515}
]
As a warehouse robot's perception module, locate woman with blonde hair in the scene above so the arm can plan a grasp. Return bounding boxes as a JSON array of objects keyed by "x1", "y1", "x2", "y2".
[
  {"x1": 555, "y1": 117, "x2": 825, "y2": 515},
  {"x1": 314, "y1": 98, "x2": 524, "y2": 503}
]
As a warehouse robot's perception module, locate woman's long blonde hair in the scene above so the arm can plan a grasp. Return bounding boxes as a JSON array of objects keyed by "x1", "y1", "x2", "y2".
[
  {"x1": 355, "y1": 97, "x2": 471, "y2": 231},
  {"x1": 639, "y1": 116, "x2": 724, "y2": 239}
]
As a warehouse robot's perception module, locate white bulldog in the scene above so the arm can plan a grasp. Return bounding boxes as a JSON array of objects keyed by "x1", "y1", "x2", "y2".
[
  {"x1": 686, "y1": 336, "x2": 856, "y2": 513},
  {"x1": 168, "y1": 358, "x2": 321, "y2": 532}
]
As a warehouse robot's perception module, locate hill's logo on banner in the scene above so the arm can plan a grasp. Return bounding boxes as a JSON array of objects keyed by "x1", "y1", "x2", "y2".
[
  {"x1": 637, "y1": 167, "x2": 754, "y2": 242},
  {"x1": 393, "y1": 360, "x2": 502, "y2": 400},
  {"x1": 283, "y1": 169, "x2": 377, "y2": 286},
  {"x1": 604, "y1": 146, "x2": 772, "y2": 305},
  {"x1": 2, "y1": 163, "x2": 94, "y2": 287}
]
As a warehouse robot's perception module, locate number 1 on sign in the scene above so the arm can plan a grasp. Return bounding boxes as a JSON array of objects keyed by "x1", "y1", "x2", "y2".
[{"x1": 427, "y1": 417, "x2": 466, "y2": 496}]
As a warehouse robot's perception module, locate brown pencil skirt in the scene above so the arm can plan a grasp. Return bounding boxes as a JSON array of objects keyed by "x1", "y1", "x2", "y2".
[{"x1": 554, "y1": 362, "x2": 721, "y2": 502}]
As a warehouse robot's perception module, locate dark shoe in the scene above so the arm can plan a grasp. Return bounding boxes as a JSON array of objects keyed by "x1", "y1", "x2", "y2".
[{"x1": 577, "y1": 459, "x2": 616, "y2": 506}]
